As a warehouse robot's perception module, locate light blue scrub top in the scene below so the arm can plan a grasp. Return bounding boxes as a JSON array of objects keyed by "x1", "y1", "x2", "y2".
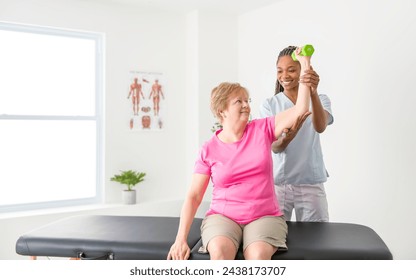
[{"x1": 259, "y1": 93, "x2": 334, "y2": 185}]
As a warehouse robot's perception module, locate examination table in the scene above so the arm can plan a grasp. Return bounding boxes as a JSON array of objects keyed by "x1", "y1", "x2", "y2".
[{"x1": 16, "y1": 215, "x2": 392, "y2": 260}]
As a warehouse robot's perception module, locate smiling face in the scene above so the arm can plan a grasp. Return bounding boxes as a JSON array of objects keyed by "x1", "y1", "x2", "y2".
[
  {"x1": 277, "y1": 55, "x2": 301, "y2": 92},
  {"x1": 223, "y1": 88, "x2": 251, "y2": 124},
  {"x1": 210, "y1": 82, "x2": 250, "y2": 124}
]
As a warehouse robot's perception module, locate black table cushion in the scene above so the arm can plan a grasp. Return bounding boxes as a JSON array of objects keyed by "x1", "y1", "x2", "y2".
[
  {"x1": 16, "y1": 215, "x2": 392, "y2": 260},
  {"x1": 190, "y1": 221, "x2": 392, "y2": 260},
  {"x1": 16, "y1": 215, "x2": 203, "y2": 260}
]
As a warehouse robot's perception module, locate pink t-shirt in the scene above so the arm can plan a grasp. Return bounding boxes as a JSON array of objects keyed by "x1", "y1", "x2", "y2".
[{"x1": 194, "y1": 116, "x2": 283, "y2": 224}]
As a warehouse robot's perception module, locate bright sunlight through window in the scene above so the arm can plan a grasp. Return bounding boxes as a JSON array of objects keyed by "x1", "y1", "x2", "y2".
[{"x1": 0, "y1": 22, "x2": 104, "y2": 212}]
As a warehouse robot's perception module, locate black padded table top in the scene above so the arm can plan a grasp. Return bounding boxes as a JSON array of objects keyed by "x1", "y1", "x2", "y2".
[
  {"x1": 191, "y1": 221, "x2": 393, "y2": 260},
  {"x1": 16, "y1": 215, "x2": 203, "y2": 260},
  {"x1": 16, "y1": 215, "x2": 392, "y2": 260}
]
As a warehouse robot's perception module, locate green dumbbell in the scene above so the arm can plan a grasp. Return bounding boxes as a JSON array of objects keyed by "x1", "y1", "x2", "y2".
[{"x1": 291, "y1": 44, "x2": 315, "y2": 61}]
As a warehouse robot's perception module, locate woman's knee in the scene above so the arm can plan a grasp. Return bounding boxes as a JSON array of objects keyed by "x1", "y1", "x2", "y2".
[
  {"x1": 207, "y1": 236, "x2": 238, "y2": 260},
  {"x1": 244, "y1": 241, "x2": 276, "y2": 260}
]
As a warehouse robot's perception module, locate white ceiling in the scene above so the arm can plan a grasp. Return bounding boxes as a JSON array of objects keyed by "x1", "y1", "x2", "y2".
[{"x1": 88, "y1": 0, "x2": 280, "y2": 14}]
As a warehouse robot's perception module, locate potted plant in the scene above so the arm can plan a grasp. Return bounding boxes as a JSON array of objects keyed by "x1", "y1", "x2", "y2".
[
  {"x1": 110, "y1": 170, "x2": 146, "y2": 204},
  {"x1": 211, "y1": 121, "x2": 223, "y2": 133}
]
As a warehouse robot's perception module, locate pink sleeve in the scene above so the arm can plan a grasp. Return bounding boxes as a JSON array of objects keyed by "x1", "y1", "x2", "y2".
[
  {"x1": 264, "y1": 116, "x2": 276, "y2": 142},
  {"x1": 193, "y1": 147, "x2": 211, "y2": 175}
]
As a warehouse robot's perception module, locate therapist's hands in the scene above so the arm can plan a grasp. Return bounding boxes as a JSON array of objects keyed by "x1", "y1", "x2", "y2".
[
  {"x1": 272, "y1": 112, "x2": 310, "y2": 153},
  {"x1": 300, "y1": 66, "x2": 320, "y2": 95}
]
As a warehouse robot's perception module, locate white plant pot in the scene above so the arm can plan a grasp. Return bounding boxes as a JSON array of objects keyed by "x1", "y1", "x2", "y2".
[{"x1": 122, "y1": 190, "x2": 136, "y2": 205}]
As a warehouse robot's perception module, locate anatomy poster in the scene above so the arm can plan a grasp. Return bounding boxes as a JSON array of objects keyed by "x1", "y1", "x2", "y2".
[{"x1": 127, "y1": 71, "x2": 165, "y2": 131}]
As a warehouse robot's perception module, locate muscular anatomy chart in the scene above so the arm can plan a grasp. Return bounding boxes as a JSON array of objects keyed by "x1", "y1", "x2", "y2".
[{"x1": 127, "y1": 71, "x2": 165, "y2": 131}]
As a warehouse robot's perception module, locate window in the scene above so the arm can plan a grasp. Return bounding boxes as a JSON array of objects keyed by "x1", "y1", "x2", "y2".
[{"x1": 0, "y1": 22, "x2": 104, "y2": 212}]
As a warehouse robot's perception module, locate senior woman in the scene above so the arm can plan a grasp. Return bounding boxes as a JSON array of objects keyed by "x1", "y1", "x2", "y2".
[{"x1": 167, "y1": 47, "x2": 312, "y2": 260}]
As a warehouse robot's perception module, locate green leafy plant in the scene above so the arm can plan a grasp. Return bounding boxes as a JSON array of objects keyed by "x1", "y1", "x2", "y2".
[
  {"x1": 211, "y1": 121, "x2": 223, "y2": 133},
  {"x1": 110, "y1": 170, "x2": 146, "y2": 191},
  {"x1": 211, "y1": 114, "x2": 252, "y2": 133}
]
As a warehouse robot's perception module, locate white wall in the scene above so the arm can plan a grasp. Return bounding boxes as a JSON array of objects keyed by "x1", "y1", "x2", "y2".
[
  {"x1": 0, "y1": 0, "x2": 238, "y2": 259},
  {"x1": 1, "y1": 0, "x2": 415, "y2": 260},
  {"x1": 0, "y1": 0, "x2": 185, "y2": 259},
  {"x1": 239, "y1": 0, "x2": 416, "y2": 259},
  {"x1": 1, "y1": 0, "x2": 191, "y2": 202}
]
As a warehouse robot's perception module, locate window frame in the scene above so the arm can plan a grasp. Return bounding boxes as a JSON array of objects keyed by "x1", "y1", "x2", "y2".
[{"x1": 0, "y1": 21, "x2": 105, "y2": 213}]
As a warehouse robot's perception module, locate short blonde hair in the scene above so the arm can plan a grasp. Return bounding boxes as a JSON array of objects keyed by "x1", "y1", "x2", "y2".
[{"x1": 210, "y1": 82, "x2": 249, "y2": 122}]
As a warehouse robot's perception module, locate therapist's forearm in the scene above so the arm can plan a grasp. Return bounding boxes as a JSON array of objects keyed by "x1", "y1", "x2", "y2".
[{"x1": 310, "y1": 93, "x2": 328, "y2": 133}]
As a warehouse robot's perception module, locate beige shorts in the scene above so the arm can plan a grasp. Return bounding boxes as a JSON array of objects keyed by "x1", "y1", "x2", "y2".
[{"x1": 199, "y1": 214, "x2": 288, "y2": 254}]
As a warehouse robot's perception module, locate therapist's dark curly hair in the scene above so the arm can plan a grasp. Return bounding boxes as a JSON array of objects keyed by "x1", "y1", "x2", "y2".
[{"x1": 275, "y1": 46, "x2": 297, "y2": 95}]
